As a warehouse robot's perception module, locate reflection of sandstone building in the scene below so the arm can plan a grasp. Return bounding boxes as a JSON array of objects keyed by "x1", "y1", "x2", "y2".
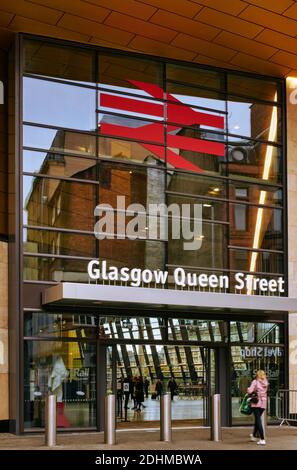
[
  {"x1": 24, "y1": 100, "x2": 281, "y2": 284},
  {"x1": 24, "y1": 119, "x2": 230, "y2": 282},
  {"x1": 228, "y1": 101, "x2": 281, "y2": 276},
  {"x1": 24, "y1": 129, "x2": 166, "y2": 282}
]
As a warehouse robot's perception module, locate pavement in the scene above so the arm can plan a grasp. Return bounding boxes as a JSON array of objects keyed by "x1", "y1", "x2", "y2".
[{"x1": 0, "y1": 426, "x2": 296, "y2": 450}]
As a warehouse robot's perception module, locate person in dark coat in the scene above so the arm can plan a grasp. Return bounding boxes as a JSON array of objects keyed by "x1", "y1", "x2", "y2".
[
  {"x1": 167, "y1": 377, "x2": 178, "y2": 401},
  {"x1": 155, "y1": 379, "x2": 163, "y2": 400},
  {"x1": 131, "y1": 376, "x2": 137, "y2": 410},
  {"x1": 144, "y1": 377, "x2": 150, "y2": 398},
  {"x1": 135, "y1": 376, "x2": 144, "y2": 411},
  {"x1": 123, "y1": 376, "x2": 132, "y2": 411}
]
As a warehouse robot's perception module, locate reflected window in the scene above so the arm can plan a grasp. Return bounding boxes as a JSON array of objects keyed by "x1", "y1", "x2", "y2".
[
  {"x1": 234, "y1": 188, "x2": 248, "y2": 232},
  {"x1": 23, "y1": 150, "x2": 98, "y2": 179},
  {"x1": 230, "y1": 322, "x2": 255, "y2": 342},
  {"x1": 99, "y1": 54, "x2": 163, "y2": 93},
  {"x1": 167, "y1": 194, "x2": 226, "y2": 223},
  {"x1": 23, "y1": 125, "x2": 97, "y2": 157},
  {"x1": 24, "y1": 340, "x2": 96, "y2": 429},
  {"x1": 99, "y1": 114, "x2": 164, "y2": 145},
  {"x1": 228, "y1": 97, "x2": 280, "y2": 143},
  {"x1": 23, "y1": 77, "x2": 96, "y2": 131},
  {"x1": 23, "y1": 175, "x2": 97, "y2": 230},
  {"x1": 166, "y1": 83, "x2": 226, "y2": 113},
  {"x1": 98, "y1": 317, "x2": 165, "y2": 341},
  {"x1": 23, "y1": 256, "x2": 92, "y2": 282},
  {"x1": 229, "y1": 205, "x2": 283, "y2": 251},
  {"x1": 228, "y1": 139, "x2": 282, "y2": 184},
  {"x1": 229, "y1": 182, "x2": 282, "y2": 206},
  {"x1": 230, "y1": 321, "x2": 283, "y2": 343},
  {"x1": 230, "y1": 343, "x2": 285, "y2": 424},
  {"x1": 23, "y1": 228, "x2": 97, "y2": 258},
  {"x1": 24, "y1": 39, "x2": 96, "y2": 84},
  {"x1": 227, "y1": 74, "x2": 279, "y2": 103},
  {"x1": 168, "y1": 320, "x2": 225, "y2": 342},
  {"x1": 166, "y1": 63, "x2": 224, "y2": 91},
  {"x1": 168, "y1": 222, "x2": 227, "y2": 269},
  {"x1": 229, "y1": 250, "x2": 283, "y2": 276},
  {"x1": 167, "y1": 171, "x2": 226, "y2": 198},
  {"x1": 24, "y1": 312, "x2": 98, "y2": 338},
  {"x1": 99, "y1": 137, "x2": 165, "y2": 166}
]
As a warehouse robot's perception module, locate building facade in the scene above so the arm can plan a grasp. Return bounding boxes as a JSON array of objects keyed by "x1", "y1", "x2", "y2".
[{"x1": 1, "y1": 28, "x2": 297, "y2": 433}]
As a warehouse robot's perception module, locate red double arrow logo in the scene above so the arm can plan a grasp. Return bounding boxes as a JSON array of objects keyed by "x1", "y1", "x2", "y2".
[{"x1": 99, "y1": 80, "x2": 225, "y2": 173}]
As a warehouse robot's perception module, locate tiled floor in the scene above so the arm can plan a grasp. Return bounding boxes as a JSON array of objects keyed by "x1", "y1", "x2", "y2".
[{"x1": 117, "y1": 396, "x2": 205, "y2": 424}]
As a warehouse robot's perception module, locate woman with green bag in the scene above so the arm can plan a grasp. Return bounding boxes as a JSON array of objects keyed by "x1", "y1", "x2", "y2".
[{"x1": 247, "y1": 370, "x2": 269, "y2": 446}]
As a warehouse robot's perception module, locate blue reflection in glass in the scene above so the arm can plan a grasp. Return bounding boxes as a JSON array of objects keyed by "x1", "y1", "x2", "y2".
[{"x1": 23, "y1": 77, "x2": 96, "y2": 131}]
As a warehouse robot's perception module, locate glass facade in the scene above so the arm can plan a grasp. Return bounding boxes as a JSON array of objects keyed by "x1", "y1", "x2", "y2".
[
  {"x1": 23, "y1": 312, "x2": 285, "y2": 428},
  {"x1": 22, "y1": 38, "x2": 285, "y2": 291},
  {"x1": 18, "y1": 36, "x2": 287, "y2": 431},
  {"x1": 24, "y1": 340, "x2": 96, "y2": 429}
]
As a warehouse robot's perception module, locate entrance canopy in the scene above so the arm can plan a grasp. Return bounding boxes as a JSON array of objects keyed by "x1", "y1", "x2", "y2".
[{"x1": 42, "y1": 283, "x2": 297, "y2": 314}]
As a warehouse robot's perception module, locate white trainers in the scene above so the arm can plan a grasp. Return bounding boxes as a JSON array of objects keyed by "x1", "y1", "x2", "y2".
[
  {"x1": 250, "y1": 434, "x2": 257, "y2": 442},
  {"x1": 257, "y1": 439, "x2": 266, "y2": 445}
]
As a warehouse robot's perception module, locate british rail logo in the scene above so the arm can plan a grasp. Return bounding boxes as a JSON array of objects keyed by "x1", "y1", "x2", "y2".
[{"x1": 98, "y1": 80, "x2": 225, "y2": 173}]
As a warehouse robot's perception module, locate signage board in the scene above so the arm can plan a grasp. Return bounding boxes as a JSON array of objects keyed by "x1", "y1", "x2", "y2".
[{"x1": 87, "y1": 259, "x2": 285, "y2": 295}]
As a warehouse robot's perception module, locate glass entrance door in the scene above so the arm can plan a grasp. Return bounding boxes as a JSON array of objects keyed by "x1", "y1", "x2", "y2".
[{"x1": 106, "y1": 343, "x2": 218, "y2": 427}]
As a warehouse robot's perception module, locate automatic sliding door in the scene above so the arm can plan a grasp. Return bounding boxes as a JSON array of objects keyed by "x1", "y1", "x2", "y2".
[{"x1": 113, "y1": 343, "x2": 210, "y2": 426}]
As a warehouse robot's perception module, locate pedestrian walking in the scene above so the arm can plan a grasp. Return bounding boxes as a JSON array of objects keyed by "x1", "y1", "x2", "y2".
[
  {"x1": 155, "y1": 378, "x2": 163, "y2": 400},
  {"x1": 167, "y1": 376, "x2": 178, "y2": 401},
  {"x1": 247, "y1": 370, "x2": 269, "y2": 446}
]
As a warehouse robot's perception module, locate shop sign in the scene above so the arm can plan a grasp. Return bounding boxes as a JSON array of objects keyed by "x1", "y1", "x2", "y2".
[
  {"x1": 87, "y1": 259, "x2": 285, "y2": 294},
  {"x1": 240, "y1": 346, "x2": 284, "y2": 358},
  {"x1": 253, "y1": 368, "x2": 280, "y2": 378}
]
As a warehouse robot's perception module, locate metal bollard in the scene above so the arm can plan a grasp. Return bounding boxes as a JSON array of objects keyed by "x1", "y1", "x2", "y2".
[
  {"x1": 211, "y1": 394, "x2": 222, "y2": 441},
  {"x1": 104, "y1": 394, "x2": 116, "y2": 445},
  {"x1": 160, "y1": 392, "x2": 172, "y2": 442},
  {"x1": 45, "y1": 394, "x2": 57, "y2": 447}
]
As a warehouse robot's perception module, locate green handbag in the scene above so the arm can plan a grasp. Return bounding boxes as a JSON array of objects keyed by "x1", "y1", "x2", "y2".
[{"x1": 239, "y1": 393, "x2": 252, "y2": 415}]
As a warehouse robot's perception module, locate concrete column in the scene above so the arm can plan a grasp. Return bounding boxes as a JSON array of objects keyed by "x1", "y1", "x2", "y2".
[{"x1": 286, "y1": 78, "x2": 297, "y2": 399}]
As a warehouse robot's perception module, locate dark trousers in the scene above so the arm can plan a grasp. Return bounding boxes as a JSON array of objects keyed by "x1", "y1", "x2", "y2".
[{"x1": 253, "y1": 408, "x2": 265, "y2": 440}]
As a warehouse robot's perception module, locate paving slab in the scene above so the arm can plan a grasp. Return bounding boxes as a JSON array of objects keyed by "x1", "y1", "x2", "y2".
[{"x1": 0, "y1": 426, "x2": 296, "y2": 450}]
